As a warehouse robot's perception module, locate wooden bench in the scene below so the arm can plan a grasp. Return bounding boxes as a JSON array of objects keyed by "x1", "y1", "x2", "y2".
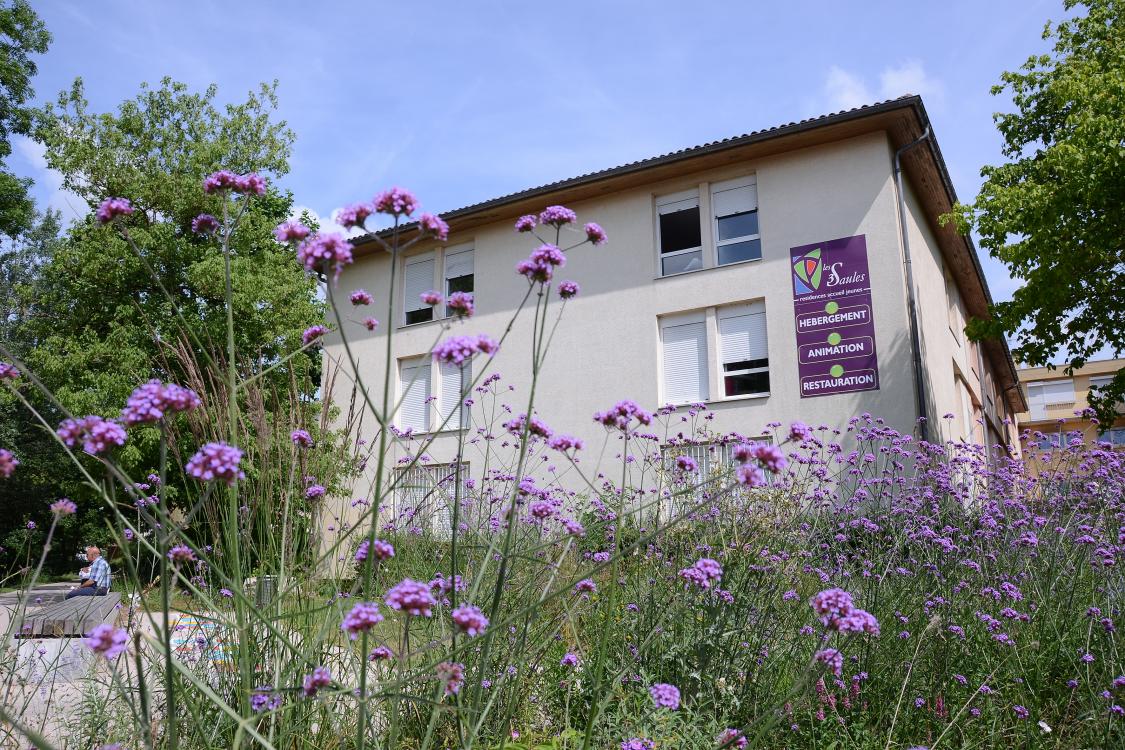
[{"x1": 14, "y1": 592, "x2": 123, "y2": 638}]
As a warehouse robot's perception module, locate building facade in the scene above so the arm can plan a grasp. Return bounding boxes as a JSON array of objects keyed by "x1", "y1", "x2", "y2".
[
  {"x1": 1017, "y1": 358, "x2": 1125, "y2": 449},
  {"x1": 322, "y1": 96, "x2": 1026, "y2": 533}
]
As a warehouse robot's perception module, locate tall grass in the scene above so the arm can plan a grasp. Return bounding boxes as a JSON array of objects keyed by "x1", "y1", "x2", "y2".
[{"x1": 0, "y1": 179, "x2": 1122, "y2": 750}]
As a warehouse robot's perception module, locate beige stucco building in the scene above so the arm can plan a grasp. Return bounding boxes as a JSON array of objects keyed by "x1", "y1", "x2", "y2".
[
  {"x1": 1017, "y1": 358, "x2": 1125, "y2": 450},
  {"x1": 322, "y1": 96, "x2": 1026, "y2": 532}
]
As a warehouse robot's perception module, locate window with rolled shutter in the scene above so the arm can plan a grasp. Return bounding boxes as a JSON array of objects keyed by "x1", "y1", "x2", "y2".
[
  {"x1": 444, "y1": 247, "x2": 474, "y2": 316},
  {"x1": 718, "y1": 303, "x2": 769, "y2": 396},
  {"x1": 661, "y1": 315, "x2": 708, "y2": 404},
  {"x1": 403, "y1": 255, "x2": 436, "y2": 325},
  {"x1": 438, "y1": 359, "x2": 470, "y2": 430},
  {"x1": 711, "y1": 177, "x2": 761, "y2": 266},
  {"x1": 399, "y1": 359, "x2": 431, "y2": 432}
]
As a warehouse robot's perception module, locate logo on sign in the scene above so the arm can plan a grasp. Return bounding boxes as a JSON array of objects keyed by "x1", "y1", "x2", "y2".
[{"x1": 792, "y1": 248, "x2": 822, "y2": 295}]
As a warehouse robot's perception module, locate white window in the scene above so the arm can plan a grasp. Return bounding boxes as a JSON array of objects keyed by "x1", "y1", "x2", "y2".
[
  {"x1": 398, "y1": 358, "x2": 432, "y2": 432},
  {"x1": 660, "y1": 303, "x2": 770, "y2": 406},
  {"x1": 1025, "y1": 379, "x2": 1074, "y2": 421},
  {"x1": 443, "y1": 246, "x2": 474, "y2": 316},
  {"x1": 945, "y1": 268, "x2": 965, "y2": 345},
  {"x1": 392, "y1": 462, "x2": 466, "y2": 539},
  {"x1": 718, "y1": 302, "x2": 769, "y2": 397},
  {"x1": 657, "y1": 190, "x2": 702, "y2": 276},
  {"x1": 1089, "y1": 376, "x2": 1114, "y2": 397},
  {"x1": 660, "y1": 313, "x2": 709, "y2": 404},
  {"x1": 437, "y1": 359, "x2": 471, "y2": 430},
  {"x1": 1098, "y1": 427, "x2": 1125, "y2": 446},
  {"x1": 659, "y1": 438, "x2": 773, "y2": 516},
  {"x1": 398, "y1": 357, "x2": 470, "y2": 433},
  {"x1": 711, "y1": 177, "x2": 761, "y2": 266},
  {"x1": 403, "y1": 254, "x2": 436, "y2": 325}
]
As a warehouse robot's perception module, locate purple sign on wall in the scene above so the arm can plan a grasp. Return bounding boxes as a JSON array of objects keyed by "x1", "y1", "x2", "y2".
[{"x1": 790, "y1": 234, "x2": 880, "y2": 398}]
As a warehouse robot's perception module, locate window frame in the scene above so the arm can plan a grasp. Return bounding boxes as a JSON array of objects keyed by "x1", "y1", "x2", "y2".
[
  {"x1": 658, "y1": 301, "x2": 770, "y2": 407},
  {"x1": 397, "y1": 355, "x2": 471, "y2": 434},
  {"x1": 442, "y1": 243, "x2": 474, "y2": 317},
  {"x1": 401, "y1": 244, "x2": 476, "y2": 328},
  {"x1": 717, "y1": 301, "x2": 770, "y2": 398},
  {"x1": 402, "y1": 252, "x2": 438, "y2": 327},
  {"x1": 658, "y1": 311, "x2": 710, "y2": 405},
  {"x1": 655, "y1": 190, "x2": 704, "y2": 277},
  {"x1": 391, "y1": 461, "x2": 468, "y2": 539},
  {"x1": 710, "y1": 176, "x2": 761, "y2": 268}
]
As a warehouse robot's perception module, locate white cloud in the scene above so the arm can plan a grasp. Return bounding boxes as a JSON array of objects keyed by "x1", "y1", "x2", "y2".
[
  {"x1": 824, "y1": 66, "x2": 875, "y2": 112},
  {"x1": 879, "y1": 61, "x2": 945, "y2": 105},
  {"x1": 822, "y1": 61, "x2": 944, "y2": 112}
]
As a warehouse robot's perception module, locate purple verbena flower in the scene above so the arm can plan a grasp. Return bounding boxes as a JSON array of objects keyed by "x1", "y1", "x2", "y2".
[
  {"x1": 96, "y1": 198, "x2": 133, "y2": 224},
  {"x1": 83, "y1": 623, "x2": 128, "y2": 659},
  {"x1": 186, "y1": 442, "x2": 245, "y2": 485},
  {"x1": 373, "y1": 187, "x2": 418, "y2": 217},
  {"x1": 341, "y1": 602, "x2": 384, "y2": 639},
  {"x1": 649, "y1": 682, "x2": 681, "y2": 710},
  {"x1": 451, "y1": 604, "x2": 489, "y2": 637},
  {"x1": 384, "y1": 578, "x2": 437, "y2": 617}
]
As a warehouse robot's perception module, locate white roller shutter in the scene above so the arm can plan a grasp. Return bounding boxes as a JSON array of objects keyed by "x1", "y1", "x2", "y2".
[
  {"x1": 444, "y1": 248, "x2": 473, "y2": 281},
  {"x1": 438, "y1": 359, "x2": 467, "y2": 430},
  {"x1": 403, "y1": 256, "x2": 435, "y2": 315},
  {"x1": 662, "y1": 320, "x2": 708, "y2": 404},
  {"x1": 399, "y1": 361, "x2": 431, "y2": 432},
  {"x1": 711, "y1": 180, "x2": 757, "y2": 217},
  {"x1": 718, "y1": 303, "x2": 767, "y2": 365}
]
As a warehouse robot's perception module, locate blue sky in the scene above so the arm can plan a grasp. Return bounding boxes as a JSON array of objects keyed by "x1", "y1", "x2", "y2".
[{"x1": 14, "y1": 0, "x2": 1064, "y2": 306}]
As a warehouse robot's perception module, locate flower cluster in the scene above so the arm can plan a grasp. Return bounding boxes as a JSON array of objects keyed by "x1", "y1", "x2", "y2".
[
  {"x1": 192, "y1": 213, "x2": 219, "y2": 234},
  {"x1": 167, "y1": 544, "x2": 195, "y2": 563},
  {"x1": 337, "y1": 202, "x2": 374, "y2": 229},
  {"x1": 418, "y1": 212, "x2": 449, "y2": 240},
  {"x1": 584, "y1": 222, "x2": 607, "y2": 245},
  {"x1": 250, "y1": 687, "x2": 282, "y2": 712},
  {"x1": 679, "y1": 557, "x2": 723, "y2": 589},
  {"x1": 350, "y1": 289, "x2": 373, "y2": 306},
  {"x1": 433, "y1": 334, "x2": 499, "y2": 365},
  {"x1": 57, "y1": 416, "x2": 127, "y2": 456},
  {"x1": 451, "y1": 604, "x2": 489, "y2": 637},
  {"x1": 514, "y1": 214, "x2": 537, "y2": 233},
  {"x1": 447, "y1": 291, "x2": 474, "y2": 317},
  {"x1": 384, "y1": 578, "x2": 437, "y2": 617},
  {"x1": 814, "y1": 647, "x2": 844, "y2": 676},
  {"x1": 504, "y1": 413, "x2": 553, "y2": 439},
  {"x1": 649, "y1": 682, "x2": 681, "y2": 710},
  {"x1": 558, "y1": 280, "x2": 580, "y2": 299},
  {"x1": 594, "y1": 400, "x2": 654, "y2": 431},
  {"x1": 516, "y1": 243, "x2": 566, "y2": 283},
  {"x1": 296, "y1": 233, "x2": 354, "y2": 280},
  {"x1": 0, "y1": 361, "x2": 18, "y2": 379},
  {"x1": 374, "y1": 187, "x2": 418, "y2": 217},
  {"x1": 96, "y1": 198, "x2": 133, "y2": 224},
  {"x1": 302, "y1": 325, "x2": 328, "y2": 345},
  {"x1": 290, "y1": 429, "x2": 313, "y2": 447},
  {"x1": 83, "y1": 623, "x2": 128, "y2": 659},
  {"x1": 202, "y1": 170, "x2": 265, "y2": 195},
  {"x1": 0, "y1": 449, "x2": 17, "y2": 479},
  {"x1": 436, "y1": 661, "x2": 465, "y2": 696},
  {"x1": 302, "y1": 667, "x2": 331, "y2": 697},
  {"x1": 50, "y1": 498, "x2": 78, "y2": 516},
  {"x1": 274, "y1": 221, "x2": 311, "y2": 243},
  {"x1": 811, "y1": 588, "x2": 880, "y2": 635},
  {"x1": 341, "y1": 602, "x2": 384, "y2": 639},
  {"x1": 186, "y1": 441, "x2": 245, "y2": 485},
  {"x1": 120, "y1": 380, "x2": 201, "y2": 425},
  {"x1": 539, "y1": 205, "x2": 576, "y2": 227}
]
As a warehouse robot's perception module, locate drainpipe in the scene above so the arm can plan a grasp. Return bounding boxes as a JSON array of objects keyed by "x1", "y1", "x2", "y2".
[{"x1": 893, "y1": 125, "x2": 932, "y2": 442}]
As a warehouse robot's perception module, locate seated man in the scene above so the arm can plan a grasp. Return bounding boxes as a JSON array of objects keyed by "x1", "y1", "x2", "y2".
[{"x1": 65, "y1": 546, "x2": 111, "y2": 598}]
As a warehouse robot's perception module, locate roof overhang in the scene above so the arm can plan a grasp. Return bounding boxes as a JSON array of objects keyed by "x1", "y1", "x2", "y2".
[{"x1": 351, "y1": 95, "x2": 1028, "y2": 413}]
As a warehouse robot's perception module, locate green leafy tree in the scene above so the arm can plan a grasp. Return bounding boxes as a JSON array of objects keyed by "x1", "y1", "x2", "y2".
[
  {"x1": 0, "y1": 0, "x2": 50, "y2": 239},
  {"x1": 945, "y1": 0, "x2": 1125, "y2": 423},
  {"x1": 0, "y1": 79, "x2": 323, "y2": 565}
]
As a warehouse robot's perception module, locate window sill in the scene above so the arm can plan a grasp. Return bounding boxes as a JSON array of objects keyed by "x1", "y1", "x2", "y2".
[
  {"x1": 655, "y1": 255, "x2": 763, "y2": 281},
  {"x1": 395, "y1": 427, "x2": 469, "y2": 438},
  {"x1": 397, "y1": 314, "x2": 460, "y2": 332},
  {"x1": 666, "y1": 392, "x2": 770, "y2": 409}
]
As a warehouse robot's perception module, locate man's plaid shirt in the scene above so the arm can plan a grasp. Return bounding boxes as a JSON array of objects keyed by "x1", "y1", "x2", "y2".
[{"x1": 88, "y1": 556, "x2": 111, "y2": 589}]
